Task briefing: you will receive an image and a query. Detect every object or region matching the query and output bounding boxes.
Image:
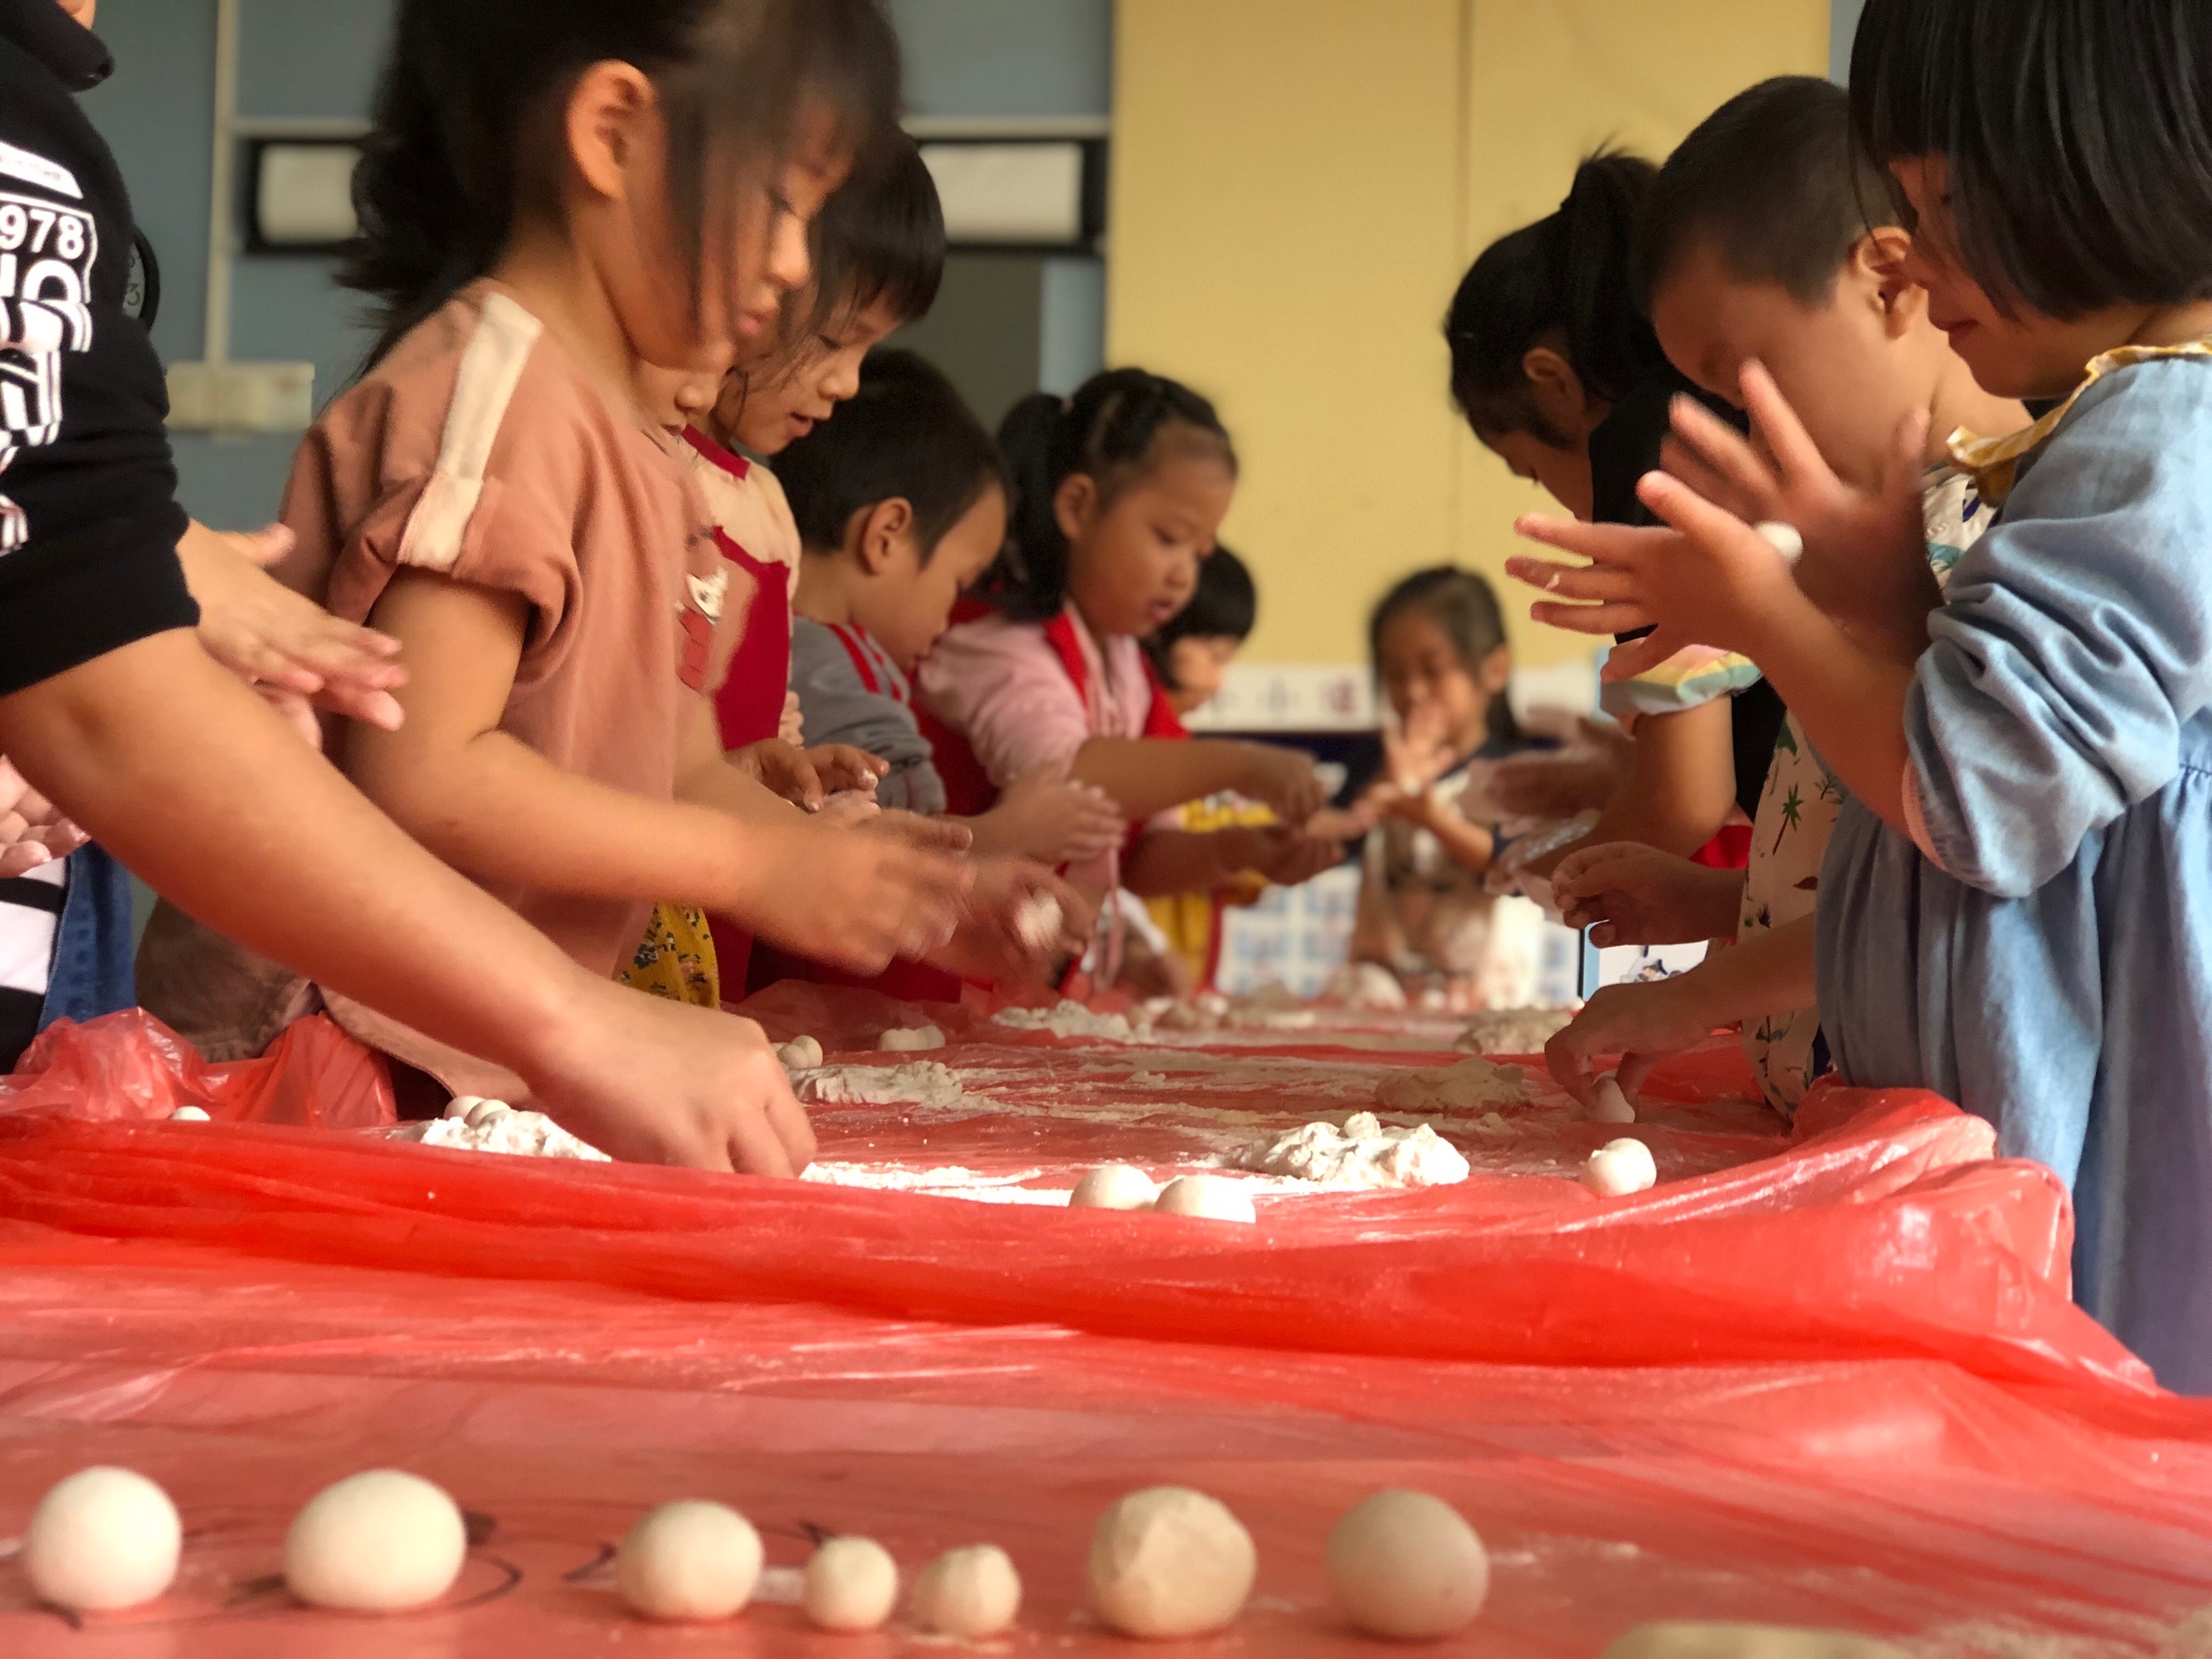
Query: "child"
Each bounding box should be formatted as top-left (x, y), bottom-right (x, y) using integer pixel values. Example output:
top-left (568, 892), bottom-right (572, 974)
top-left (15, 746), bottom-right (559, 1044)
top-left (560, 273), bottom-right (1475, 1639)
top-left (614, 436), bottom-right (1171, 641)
top-left (1340, 567), bottom-right (1548, 1006)
top-left (1540, 75), bottom-right (2023, 1112)
top-left (781, 349), bottom-right (1124, 866)
top-left (1515, 0), bottom-right (2212, 1390)
top-left (918, 368), bottom-right (1337, 978)
top-left (1144, 544), bottom-right (1255, 722)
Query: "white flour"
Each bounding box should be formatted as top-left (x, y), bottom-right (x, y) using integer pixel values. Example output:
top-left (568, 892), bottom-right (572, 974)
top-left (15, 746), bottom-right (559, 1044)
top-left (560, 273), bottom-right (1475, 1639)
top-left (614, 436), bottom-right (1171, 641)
top-left (1230, 1112), bottom-right (1470, 1190)
top-left (992, 1000), bottom-right (1138, 1043)
top-left (395, 1108), bottom-right (610, 1162)
top-left (801, 1162), bottom-right (1066, 1205)
top-left (797, 1063), bottom-right (966, 1108)
top-left (1457, 1007), bottom-right (1573, 1057)
top-left (1324, 962), bottom-right (1411, 1011)
top-left (1375, 1056), bottom-right (1530, 1113)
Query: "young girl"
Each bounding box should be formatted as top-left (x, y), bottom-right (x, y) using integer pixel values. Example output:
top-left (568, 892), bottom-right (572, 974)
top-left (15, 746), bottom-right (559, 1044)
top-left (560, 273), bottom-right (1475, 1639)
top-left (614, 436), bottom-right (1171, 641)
top-left (1514, 0), bottom-right (2212, 1391)
top-left (918, 369), bottom-right (1337, 977)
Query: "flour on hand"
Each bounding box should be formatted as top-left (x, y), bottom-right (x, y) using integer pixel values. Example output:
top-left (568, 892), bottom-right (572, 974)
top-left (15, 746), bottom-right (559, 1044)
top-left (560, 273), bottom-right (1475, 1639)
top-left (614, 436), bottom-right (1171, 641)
top-left (1230, 1112), bottom-right (1470, 1190)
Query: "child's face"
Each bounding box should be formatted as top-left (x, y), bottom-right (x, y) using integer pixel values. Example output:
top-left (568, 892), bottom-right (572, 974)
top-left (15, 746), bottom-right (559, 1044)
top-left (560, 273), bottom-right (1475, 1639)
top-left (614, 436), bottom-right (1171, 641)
top-left (712, 295), bottom-right (907, 456)
top-left (854, 483), bottom-right (1010, 669)
top-left (1472, 346), bottom-right (1609, 522)
top-left (1060, 451), bottom-right (1236, 638)
top-left (632, 362), bottom-right (724, 431)
top-left (1376, 611), bottom-right (1503, 746)
top-left (1165, 635), bottom-right (1241, 718)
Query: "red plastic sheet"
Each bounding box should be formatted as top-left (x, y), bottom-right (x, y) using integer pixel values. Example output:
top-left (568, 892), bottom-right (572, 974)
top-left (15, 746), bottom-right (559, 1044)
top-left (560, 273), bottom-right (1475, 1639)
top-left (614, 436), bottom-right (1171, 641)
top-left (3, 1005), bottom-right (2210, 1656)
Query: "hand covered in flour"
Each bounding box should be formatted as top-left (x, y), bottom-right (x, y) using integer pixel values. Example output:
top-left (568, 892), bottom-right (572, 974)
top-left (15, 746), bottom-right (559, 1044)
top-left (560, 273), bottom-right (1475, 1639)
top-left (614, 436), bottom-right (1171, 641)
top-left (1546, 974), bottom-right (1721, 1107)
top-left (932, 859), bottom-right (1093, 985)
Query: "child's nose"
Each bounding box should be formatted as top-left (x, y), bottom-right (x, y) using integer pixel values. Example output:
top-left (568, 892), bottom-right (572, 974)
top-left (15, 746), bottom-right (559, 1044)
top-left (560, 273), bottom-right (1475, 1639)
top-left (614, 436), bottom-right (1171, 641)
top-left (768, 214), bottom-right (812, 296)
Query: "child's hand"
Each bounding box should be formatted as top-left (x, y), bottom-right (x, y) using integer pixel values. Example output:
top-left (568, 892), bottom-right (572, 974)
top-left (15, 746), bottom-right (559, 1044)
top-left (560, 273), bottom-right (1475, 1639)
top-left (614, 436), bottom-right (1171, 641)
top-left (729, 739), bottom-right (884, 812)
top-left (738, 818), bottom-right (974, 972)
top-left (937, 860), bottom-right (1091, 983)
top-left (1301, 804), bottom-right (1377, 842)
top-left (178, 520), bottom-right (407, 732)
top-left (859, 810), bottom-right (974, 855)
top-left (1235, 742), bottom-right (1327, 825)
top-left (989, 766), bottom-right (1128, 864)
top-left (806, 744), bottom-right (888, 797)
top-left (1381, 699), bottom-right (1455, 791)
top-left (1546, 974), bottom-right (1721, 1106)
top-left (1242, 825), bottom-right (1346, 887)
top-left (816, 790), bottom-right (881, 827)
top-left (0, 756), bottom-right (88, 876)
top-left (1552, 841), bottom-right (1743, 946)
top-left (1474, 718), bottom-right (1631, 821)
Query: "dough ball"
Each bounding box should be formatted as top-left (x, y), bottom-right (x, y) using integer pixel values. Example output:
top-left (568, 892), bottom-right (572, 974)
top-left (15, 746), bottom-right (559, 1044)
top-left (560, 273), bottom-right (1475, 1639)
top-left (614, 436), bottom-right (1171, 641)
top-left (168, 1106), bottom-right (211, 1122)
top-left (23, 1467), bottom-right (181, 1613)
top-left (1591, 1073), bottom-right (1637, 1124)
top-left (616, 1500), bottom-right (763, 1622)
top-left (443, 1095), bottom-right (485, 1120)
top-left (879, 1024), bottom-right (946, 1052)
top-left (1582, 1137), bottom-right (1658, 1198)
top-left (1070, 1164), bottom-right (1158, 1210)
top-left (777, 1035), bottom-right (824, 1070)
top-left (1014, 893), bottom-right (1065, 951)
top-left (1154, 1174), bottom-right (1257, 1224)
top-left (802, 1535), bottom-right (899, 1632)
top-left (1325, 1489), bottom-right (1488, 1640)
top-left (285, 1469), bottom-right (465, 1612)
top-left (909, 1543), bottom-right (1021, 1637)
top-left (464, 1097), bottom-right (513, 1128)
top-left (1605, 1623), bottom-right (1908, 1659)
top-left (1753, 521), bottom-right (1805, 563)
top-left (1086, 1486), bottom-right (1256, 1639)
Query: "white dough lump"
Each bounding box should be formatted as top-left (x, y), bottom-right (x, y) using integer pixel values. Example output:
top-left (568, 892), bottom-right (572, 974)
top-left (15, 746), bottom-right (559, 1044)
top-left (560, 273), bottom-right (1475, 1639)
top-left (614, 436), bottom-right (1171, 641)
top-left (1070, 1163), bottom-right (1159, 1210)
top-left (1605, 1623), bottom-right (1909, 1659)
top-left (168, 1105), bottom-right (212, 1122)
top-left (1583, 1136), bottom-right (1658, 1197)
top-left (909, 1543), bottom-right (1021, 1637)
top-left (1591, 1073), bottom-right (1638, 1124)
top-left (1375, 1055), bottom-right (1528, 1113)
top-left (1013, 893), bottom-right (1065, 951)
top-left (802, 1535), bottom-right (899, 1632)
top-left (1231, 1112), bottom-right (1470, 1190)
top-left (878, 1023), bottom-right (946, 1051)
top-left (285, 1469), bottom-right (466, 1612)
top-left (777, 1034), bottom-right (825, 1070)
top-left (1154, 1173), bottom-right (1258, 1223)
top-left (616, 1500), bottom-right (763, 1622)
top-left (1326, 1489), bottom-right (1488, 1640)
top-left (23, 1467), bottom-right (181, 1613)
top-left (1087, 1486), bottom-right (1256, 1639)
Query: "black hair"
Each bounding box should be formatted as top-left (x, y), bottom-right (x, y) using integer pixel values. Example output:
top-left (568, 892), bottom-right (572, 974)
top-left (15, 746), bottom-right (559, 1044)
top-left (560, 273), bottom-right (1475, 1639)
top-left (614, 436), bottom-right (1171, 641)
top-left (1849, 0), bottom-right (2212, 319)
top-left (1368, 567), bottom-right (1521, 747)
top-left (343, 0), bottom-right (901, 371)
top-left (1144, 545), bottom-right (1255, 689)
top-left (986, 368), bottom-right (1237, 623)
top-left (777, 348), bottom-right (1006, 564)
top-left (800, 131), bottom-right (945, 336)
top-left (1445, 150), bottom-right (1668, 442)
top-left (1635, 76), bottom-right (1898, 312)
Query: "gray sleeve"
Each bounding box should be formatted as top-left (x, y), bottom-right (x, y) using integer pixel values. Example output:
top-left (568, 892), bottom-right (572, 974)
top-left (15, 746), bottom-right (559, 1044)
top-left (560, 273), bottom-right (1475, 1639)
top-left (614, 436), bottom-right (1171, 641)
top-left (790, 623), bottom-right (948, 815)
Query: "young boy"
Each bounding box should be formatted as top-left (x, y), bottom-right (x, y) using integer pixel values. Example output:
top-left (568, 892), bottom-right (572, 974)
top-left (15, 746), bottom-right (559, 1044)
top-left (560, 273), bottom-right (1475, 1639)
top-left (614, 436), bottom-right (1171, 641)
top-left (1144, 545), bottom-right (1255, 722)
top-left (1541, 75), bottom-right (2025, 1111)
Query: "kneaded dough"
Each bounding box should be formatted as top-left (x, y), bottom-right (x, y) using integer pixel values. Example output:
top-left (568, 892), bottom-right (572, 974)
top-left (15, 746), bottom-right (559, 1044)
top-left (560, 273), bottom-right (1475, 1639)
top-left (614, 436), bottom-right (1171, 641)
top-left (1325, 1489), bottom-right (1488, 1640)
top-left (802, 1535), bottom-right (899, 1632)
top-left (1753, 521), bottom-right (1805, 564)
top-left (878, 1024), bottom-right (946, 1052)
top-left (1583, 1137), bottom-right (1658, 1197)
top-left (1375, 1055), bottom-right (1528, 1113)
top-left (168, 1106), bottom-right (212, 1122)
top-left (616, 1500), bottom-right (763, 1622)
top-left (777, 1034), bottom-right (825, 1071)
top-left (1591, 1073), bottom-right (1638, 1124)
top-left (23, 1466), bottom-right (181, 1613)
top-left (1070, 1164), bottom-right (1158, 1210)
top-left (1154, 1174), bottom-right (1258, 1224)
top-left (1605, 1623), bottom-right (1909, 1659)
top-left (285, 1469), bottom-right (466, 1612)
top-left (909, 1543), bottom-right (1021, 1637)
top-left (1087, 1486), bottom-right (1256, 1639)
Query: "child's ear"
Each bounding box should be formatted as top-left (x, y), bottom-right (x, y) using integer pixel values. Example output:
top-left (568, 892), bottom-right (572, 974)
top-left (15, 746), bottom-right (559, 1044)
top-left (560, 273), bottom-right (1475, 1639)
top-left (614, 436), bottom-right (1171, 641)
top-left (565, 61), bottom-right (657, 202)
top-left (856, 499), bottom-right (915, 575)
top-left (1478, 644), bottom-right (1513, 695)
top-left (1859, 226), bottom-right (1927, 339)
top-left (1522, 347), bottom-right (1595, 431)
top-left (1054, 474), bottom-right (1098, 543)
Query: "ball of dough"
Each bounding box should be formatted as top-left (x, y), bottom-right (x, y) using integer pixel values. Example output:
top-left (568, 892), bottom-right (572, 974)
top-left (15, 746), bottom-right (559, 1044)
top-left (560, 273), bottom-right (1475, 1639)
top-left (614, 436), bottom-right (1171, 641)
top-left (1325, 1489), bottom-right (1488, 1640)
top-left (616, 1501), bottom-right (763, 1622)
top-left (1153, 1174), bottom-right (1257, 1224)
top-left (442, 1095), bottom-right (485, 1120)
top-left (1753, 521), bottom-right (1805, 563)
top-left (777, 1035), bottom-right (825, 1071)
top-left (909, 1544), bottom-right (1021, 1637)
top-left (1582, 1137), bottom-right (1658, 1197)
top-left (1087, 1486), bottom-right (1256, 1639)
top-left (1605, 1623), bottom-right (1909, 1659)
top-left (285, 1469), bottom-right (465, 1612)
top-left (879, 1024), bottom-right (945, 1052)
top-left (168, 1106), bottom-right (211, 1122)
top-left (23, 1467), bottom-right (181, 1613)
top-left (1590, 1073), bottom-right (1637, 1124)
top-left (802, 1535), bottom-right (899, 1632)
top-left (1013, 893), bottom-right (1065, 951)
top-left (1070, 1164), bottom-right (1158, 1210)
top-left (464, 1097), bottom-right (512, 1128)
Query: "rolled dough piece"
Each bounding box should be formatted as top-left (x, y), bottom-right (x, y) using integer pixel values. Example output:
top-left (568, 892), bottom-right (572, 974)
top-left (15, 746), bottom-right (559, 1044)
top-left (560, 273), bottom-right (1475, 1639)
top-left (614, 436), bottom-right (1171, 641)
top-left (777, 1035), bottom-right (825, 1071)
top-left (23, 1467), bottom-right (181, 1613)
top-left (1753, 521), bottom-right (1805, 563)
top-left (1325, 1489), bottom-right (1488, 1640)
top-left (616, 1500), bottom-right (763, 1622)
top-left (168, 1106), bottom-right (211, 1122)
top-left (464, 1097), bottom-right (512, 1128)
top-left (879, 1024), bottom-right (946, 1052)
top-left (443, 1095), bottom-right (485, 1120)
top-left (802, 1535), bottom-right (899, 1632)
top-left (1605, 1623), bottom-right (1909, 1659)
top-left (1070, 1164), bottom-right (1158, 1210)
top-left (1087, 1486), bottom-right (1256, 1639)
top-left (1591, 1073), bottom-right (1638, 1124)
top-left (1013, 893), bottom-right (1064, 951)
top-left (909, 1543), bottom-right (1021, 1637)
top-left (1583, 1137), bottom-right (1658, 1197)
top-left (285, 1469), bottom-right (466, 1612)
top-left (1154, 1174), bottom-right (1257, 1224)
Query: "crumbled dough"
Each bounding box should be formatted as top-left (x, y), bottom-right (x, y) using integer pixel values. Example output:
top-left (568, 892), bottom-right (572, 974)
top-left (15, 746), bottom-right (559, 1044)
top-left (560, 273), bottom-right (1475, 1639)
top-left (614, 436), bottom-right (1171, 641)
top-left (1375, 1056), bottom-right (1529, 1113)
top-left (1230, 1112), bottom-right (1470, 1190)
top-left (1456, 1006), bottom-right (1574, 1056)
top-left (992, 1000), bottom-right (1138, 1042)
top-left (399, 1102), bottom-right (610, 1161)
top-left (877, 1023), bottom-right (945, 1052)
top-left (797, 1062), bottom-right (965, 1107)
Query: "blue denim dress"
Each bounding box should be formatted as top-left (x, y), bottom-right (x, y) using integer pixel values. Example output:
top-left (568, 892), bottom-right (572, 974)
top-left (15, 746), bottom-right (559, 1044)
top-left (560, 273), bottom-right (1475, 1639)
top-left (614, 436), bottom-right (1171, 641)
top-left (40, 843), bottom-right (134, 1030)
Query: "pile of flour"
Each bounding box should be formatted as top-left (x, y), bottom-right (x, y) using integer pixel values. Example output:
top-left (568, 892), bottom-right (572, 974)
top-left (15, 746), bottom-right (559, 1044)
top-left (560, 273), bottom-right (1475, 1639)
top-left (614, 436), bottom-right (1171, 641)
top-left (394, 1106), bottom-right (610, 1162)
top-left (992, 1001), bottom-right (1138, 1043)
top-left (1456, 1007), bottom-right (1574, 1057)
top-left (1375, 1055), bottom-right (1529, 1113)
top-left (1230, 1112), bottom-right (1469, 1190)
top-left (796, 1062), bottom-right (966, 1108)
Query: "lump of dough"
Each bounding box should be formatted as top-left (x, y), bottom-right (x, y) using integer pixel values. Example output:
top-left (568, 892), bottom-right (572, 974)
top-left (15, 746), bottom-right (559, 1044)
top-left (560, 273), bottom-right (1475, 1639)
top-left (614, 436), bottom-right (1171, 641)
top-left (1070, 1164), bottom-right (1158, 1210)
top-left (1326, 1489), bottom-right (1488, 1640)
top-left (878, 1024), bottom-right (946, 1052)
top-left (802, 1535), bottom-right (899, 1632)
top-left (1013, 893), bottom-right (1065, 951)
top-left (1605, 1623), bottom-right (1909, 1659)
top-left (1753, 521), bottom-right (1805, 564)
top-left (1375, 1055), bottom-right (1528, 1113)
top-left (1582, 1137), bottom-right (1658, 1197)
top-left (909, 1543), bottom-right (1021, 1637)
top-left (168, 1106), bottom-right (211, 1122)
top-left (1154, 1174), bottom-right (1258, 1224)
top-left (23, 1467), bottom-right (181, 1613)
top-left (1087, 1486), bottom-right (1255, 1639)
top-left (616, 1500), bottom-right (763, 1622)
top-left (777, 1035), bottom-right (825, 1071)
top-left (285, 1469), bottom-right (465, 1612)
top-left (1591, 1073), bottom-right (1637, 1124)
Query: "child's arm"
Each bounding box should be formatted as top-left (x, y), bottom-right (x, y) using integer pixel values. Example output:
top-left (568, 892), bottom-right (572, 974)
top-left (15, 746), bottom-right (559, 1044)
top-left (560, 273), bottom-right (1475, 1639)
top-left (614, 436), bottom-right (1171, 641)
top-left (1552, 839), bottom-right (1745, 946)
top-left (1122, 824), bottom-right (1342, 898)
top-left (1072, 737), bottom-right (1325, 825)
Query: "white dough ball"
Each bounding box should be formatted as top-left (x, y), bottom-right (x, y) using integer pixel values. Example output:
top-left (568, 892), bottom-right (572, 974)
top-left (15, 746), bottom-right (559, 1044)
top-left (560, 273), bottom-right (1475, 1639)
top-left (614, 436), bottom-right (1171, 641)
top-left (1326, 1489), bottom-right (1488, 1640)
top-left (1070, 1164), bottom-right (1158, 1210)
top-left (23, 1467), bottom-right (181, 1612)
top-left (168, 1106), bottom-right (211, 1122)
top-left (802, 1535), bottom-right (899, 1632)
top-left (464, 1097), bottom-right (513, 1128)
top-left (1013, 893), bottom-right (1065, 952)
top-left (285, 1469), bottom-right (465, 1612)
top-left (1591, 1073), bottom-right (1638, 1124)
top-left (616, 1501), bottom-right (763, 1622)
top-left (879, 1024), bottom-right (945, 1052)
top-left (1153, 1174), bottom-right (1257, 1224)
top-left (1753, 521), bottom-right (1805, 563)
top-left (443, 1095), bottom-right (485, 1120)
top-left (1582, 1136), bottom-right (1658, 1198)
top-left (909, 1544), bottom-right (1021, 1637)
top-left (1088, 1486), bottom-right (1255, 1639)
top-left (1605, 1623), bottom-right (1910, 1659)
top-left (777, 1035), bottom-right (825, 1071)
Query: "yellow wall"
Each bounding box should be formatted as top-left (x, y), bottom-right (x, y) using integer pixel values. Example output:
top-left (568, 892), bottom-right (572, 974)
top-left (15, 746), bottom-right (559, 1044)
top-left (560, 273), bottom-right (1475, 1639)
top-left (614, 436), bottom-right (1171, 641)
top-left (1108, 0), bottom-right (1830, 671)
